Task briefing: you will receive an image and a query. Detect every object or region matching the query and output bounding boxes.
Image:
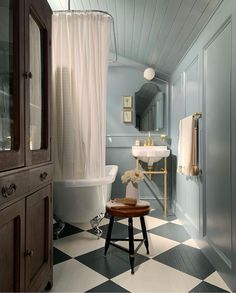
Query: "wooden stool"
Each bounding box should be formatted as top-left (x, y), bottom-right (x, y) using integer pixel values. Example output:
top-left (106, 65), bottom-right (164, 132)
top-left (104, 200), bottom-right (150, 274)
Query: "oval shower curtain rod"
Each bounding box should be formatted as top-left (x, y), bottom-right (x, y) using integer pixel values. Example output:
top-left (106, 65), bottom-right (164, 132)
top-left (54, 0), bottom-right (118, 63)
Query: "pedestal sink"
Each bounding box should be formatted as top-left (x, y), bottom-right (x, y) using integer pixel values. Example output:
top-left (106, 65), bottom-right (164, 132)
top-left (132, 145), bottom-right (170, 166)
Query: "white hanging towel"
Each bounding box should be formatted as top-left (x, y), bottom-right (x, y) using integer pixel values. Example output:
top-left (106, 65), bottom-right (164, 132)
top-left (177, 115), bottom-right (196, 176)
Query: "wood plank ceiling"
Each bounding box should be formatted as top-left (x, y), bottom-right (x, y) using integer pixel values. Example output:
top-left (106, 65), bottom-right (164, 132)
top-left (48, 0), bottom-right (223, 75)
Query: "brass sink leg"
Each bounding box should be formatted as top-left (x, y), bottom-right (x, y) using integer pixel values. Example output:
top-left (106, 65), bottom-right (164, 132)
top-left (136, 156), bottom-right (168, 216)
top-left (147, 165), bottom-right (153, 180)
top-left (164, 157), bottom-right (168, 217)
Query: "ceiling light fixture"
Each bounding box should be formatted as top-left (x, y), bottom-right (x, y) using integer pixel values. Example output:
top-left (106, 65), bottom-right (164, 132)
top-left (143, 67), bottom-right (155, 81)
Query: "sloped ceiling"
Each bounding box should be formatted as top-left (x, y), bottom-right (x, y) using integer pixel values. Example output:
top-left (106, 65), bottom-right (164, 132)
top-left (48, 0), bottom-right (222, 75)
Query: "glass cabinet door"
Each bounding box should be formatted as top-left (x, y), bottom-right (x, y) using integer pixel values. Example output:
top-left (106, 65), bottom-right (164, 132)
top-left (29, 14), bottom-right (43, 151)
top-left (0, 0), bottom-right (24, 171)
top-left (25, 0), bottom-right (51, 165)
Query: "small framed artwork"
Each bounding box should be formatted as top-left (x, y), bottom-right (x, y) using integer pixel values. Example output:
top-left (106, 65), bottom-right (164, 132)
top-left (123, 110), bottom-right (133, 123)
top-left (123, 96), bottom-right (133, 108)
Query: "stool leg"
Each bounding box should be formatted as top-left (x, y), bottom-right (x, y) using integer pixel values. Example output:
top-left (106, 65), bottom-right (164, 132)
top-left (128, 217), bottom-right (135, 274)
top-left (140, 216), bottom-right (149, 254)
top-left (104, 216), bottom-right (114, 256)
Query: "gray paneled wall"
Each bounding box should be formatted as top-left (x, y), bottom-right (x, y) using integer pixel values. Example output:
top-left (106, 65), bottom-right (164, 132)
top-left (185, 58), bottom-right (200, 116)
top-left (106, 57), bottom-right (169, 203)
top-left (171, 57), bottom-right (202, 234)
top-left (170, 1), bottom-right (236, 290)
top-left (171, 76), bottom-right (185, 155)
top-left (106, 60), bottom-right (144, 198)
top-left (204, 20), bottom-right (232, 266)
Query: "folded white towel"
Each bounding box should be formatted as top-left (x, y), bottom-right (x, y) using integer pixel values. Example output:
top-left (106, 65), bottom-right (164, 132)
top-left (177, 115), bottom-right (195, 176)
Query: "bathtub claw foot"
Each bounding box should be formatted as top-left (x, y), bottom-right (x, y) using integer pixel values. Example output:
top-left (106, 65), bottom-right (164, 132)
top-left (95, 227), bottom-right (103, 238)
top-left (53, 214), bottom-right (65, 239)
top-left (90, 213), bottom-right (105, 238)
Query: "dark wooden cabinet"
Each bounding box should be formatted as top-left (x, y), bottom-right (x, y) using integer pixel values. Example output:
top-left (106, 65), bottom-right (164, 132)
top-left (0, 0), bottom-right (52, 291)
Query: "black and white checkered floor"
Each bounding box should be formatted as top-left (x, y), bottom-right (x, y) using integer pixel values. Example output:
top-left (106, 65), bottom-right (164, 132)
top-left (52, 208), bottom-right (231, 292)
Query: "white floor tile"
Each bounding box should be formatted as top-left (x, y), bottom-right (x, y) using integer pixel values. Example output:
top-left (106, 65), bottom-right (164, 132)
top-left (116, 232), bottom-right (179, 258)
top-left (119, 215), bottom-right (167, 230)
top-left (204, 271), bottom-right (232, 292)
top-left (54, 231), bottom-right (105, 257)
top-left (182, 239), bottom-right (200, 249)
top-left (112, 259), bottom-right (201, 292)
top-left (51, 259), bottom-right (107, 292)
top-left (171, 219), bottom-right (182, 225)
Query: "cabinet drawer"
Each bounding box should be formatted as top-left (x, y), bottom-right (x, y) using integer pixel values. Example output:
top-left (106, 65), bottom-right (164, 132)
top-left (0, 171), bottom-right (29, 206)
top-left (29, 165), bottom-right (52, 190)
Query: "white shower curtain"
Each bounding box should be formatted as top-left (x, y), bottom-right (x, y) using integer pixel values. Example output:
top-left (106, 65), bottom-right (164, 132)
top-left (52, 12), bottom-right (111, 180)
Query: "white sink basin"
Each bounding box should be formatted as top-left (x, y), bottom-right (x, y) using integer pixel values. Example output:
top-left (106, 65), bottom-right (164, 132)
top-left (132, 146), bottom-right (170, 166)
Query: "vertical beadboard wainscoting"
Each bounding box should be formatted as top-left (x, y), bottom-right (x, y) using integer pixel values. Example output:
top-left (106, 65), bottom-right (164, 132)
top-left (170, 0), bottom-right (236, 291)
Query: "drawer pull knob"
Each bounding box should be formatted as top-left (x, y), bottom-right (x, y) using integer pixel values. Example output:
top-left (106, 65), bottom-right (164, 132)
top-left (40, 172), bottom-right (48, 181)
top-left (1, 183), bottom-right (17, 198)
top-left (25, 250), bottom-right (34, 257)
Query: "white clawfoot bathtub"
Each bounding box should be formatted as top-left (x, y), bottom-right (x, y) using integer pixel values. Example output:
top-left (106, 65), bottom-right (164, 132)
top-left (53, 165), bottom-right (118, 223)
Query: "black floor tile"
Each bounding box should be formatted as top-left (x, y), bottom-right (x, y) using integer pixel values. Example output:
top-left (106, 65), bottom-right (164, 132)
top-left (88, 221), bottom-right (141, 240)
top-left (75, 246), bottom-right (149, 279)
top-left (53, 247), bottom-right (72, 265)
top-left (149, 209), bottom-right (177, 221)
top-left (86, 280), bottom-right (130, 292)
top-left (148, 222), bottom-right (190, 242)
top-left (154, 244), bottom-right (215, 280)
top-left (53, 223), bottom-right (83, 240)
top-left (189, 281), bottom-right (230, 292)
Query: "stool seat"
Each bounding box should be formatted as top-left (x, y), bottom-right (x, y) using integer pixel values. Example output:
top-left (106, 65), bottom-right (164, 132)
top-left (105, 199), bottom-right (150, 274)
top-left (106, 200), bottom-right (150, 217)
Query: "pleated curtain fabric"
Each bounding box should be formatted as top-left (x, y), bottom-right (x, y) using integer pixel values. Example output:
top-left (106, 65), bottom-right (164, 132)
top-left (52, 12), bottom-right (111, 179)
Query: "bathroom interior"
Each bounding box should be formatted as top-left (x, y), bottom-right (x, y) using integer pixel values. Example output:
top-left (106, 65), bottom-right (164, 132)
top-left (0, 0), bottom-right (236, 292)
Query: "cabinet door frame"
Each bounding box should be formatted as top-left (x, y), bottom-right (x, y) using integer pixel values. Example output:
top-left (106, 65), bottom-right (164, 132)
top-left (0, 0), bottom-right (25, 172)
top-left (25, 185), bottom-right (52, 291)
top-left (0, 199), bottom-right (25, 292)
top-left (24, 0), bottom-right (52, 166)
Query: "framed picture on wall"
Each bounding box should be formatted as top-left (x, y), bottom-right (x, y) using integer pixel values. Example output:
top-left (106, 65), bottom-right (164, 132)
top-left (123, 96), bottom-right (133, 108)
top-left (123, 110), bottom-right (133, 123)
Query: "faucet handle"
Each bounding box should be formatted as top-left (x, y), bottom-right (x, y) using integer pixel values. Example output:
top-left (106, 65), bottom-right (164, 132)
top-left (135, 139), bottom-right (140, 146)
